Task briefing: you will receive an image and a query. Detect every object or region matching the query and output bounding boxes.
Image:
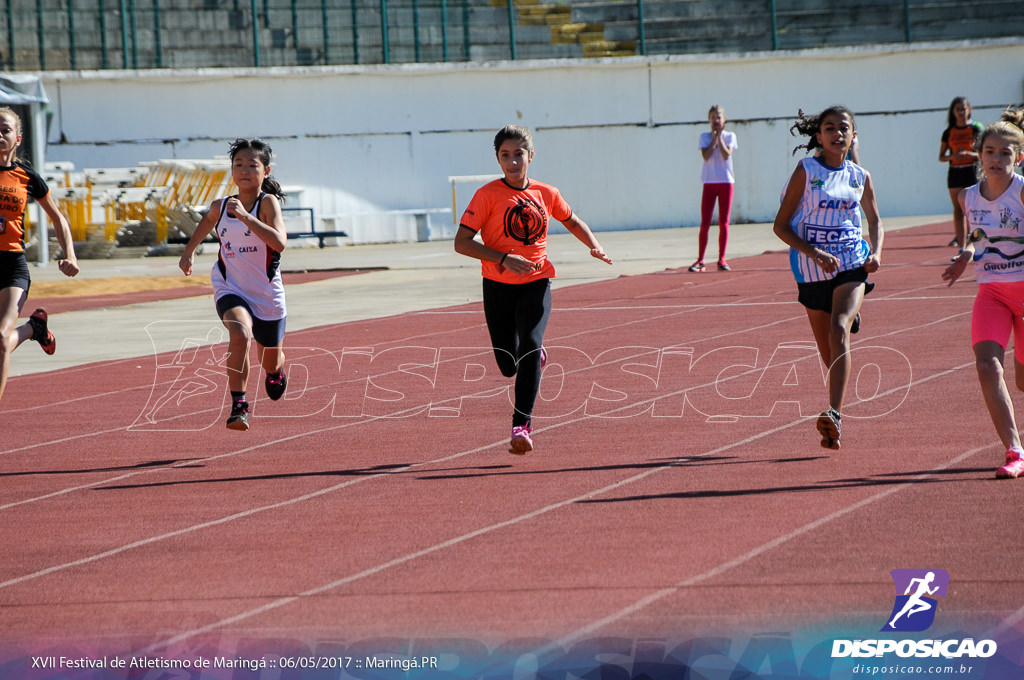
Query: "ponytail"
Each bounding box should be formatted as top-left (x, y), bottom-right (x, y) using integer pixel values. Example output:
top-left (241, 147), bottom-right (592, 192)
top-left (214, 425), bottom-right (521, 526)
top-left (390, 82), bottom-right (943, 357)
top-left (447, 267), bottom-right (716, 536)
top-left (977, 107), bottom-right (1024, 157)
top-left (1000, 106), bottom-right (1024, 133)
top-left (790, 105), bottom-right (856, 156)
top-left (261, 176), bottom-right (285, 203)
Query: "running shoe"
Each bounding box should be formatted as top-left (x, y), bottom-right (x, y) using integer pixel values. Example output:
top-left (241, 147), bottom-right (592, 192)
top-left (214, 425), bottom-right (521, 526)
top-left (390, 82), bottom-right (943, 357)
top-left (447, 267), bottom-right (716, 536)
top-left (996, 448), bottom-right (1024, 479)
top-left (28, 308), bottom-right (55, 355)
top-left (688, 261), bottom-right (706, 273)
top-left (265, 370), bottom-right (288, 401)
top-left (816, 408), bottom-right (841, 450)
top-left (508, 424), bottom-right (534, 455)
top-left (851, 313), bottom-right (861, 334)
top-left (540, 347), bottom-right (547, 369)
top-left (226, 400), bottom-right (250, 431)
top-left (717, 260), bottom-right (731, 271)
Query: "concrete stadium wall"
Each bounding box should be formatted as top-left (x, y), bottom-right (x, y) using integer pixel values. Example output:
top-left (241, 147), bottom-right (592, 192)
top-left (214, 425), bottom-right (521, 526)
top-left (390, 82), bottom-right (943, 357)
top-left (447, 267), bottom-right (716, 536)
top-left (39, 37), bottom-right (1024, 239)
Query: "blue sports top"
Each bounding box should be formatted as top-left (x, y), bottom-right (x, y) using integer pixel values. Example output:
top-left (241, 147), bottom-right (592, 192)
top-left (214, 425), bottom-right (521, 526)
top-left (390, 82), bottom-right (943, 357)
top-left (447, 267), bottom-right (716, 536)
top-left (786, 156), bottom-right (871, 283)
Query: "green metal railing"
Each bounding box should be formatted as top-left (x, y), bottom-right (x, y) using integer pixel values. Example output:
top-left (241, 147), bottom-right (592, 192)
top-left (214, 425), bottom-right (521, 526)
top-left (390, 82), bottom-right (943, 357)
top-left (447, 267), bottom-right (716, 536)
top-left (0, 0), bottom-right (1014, 72)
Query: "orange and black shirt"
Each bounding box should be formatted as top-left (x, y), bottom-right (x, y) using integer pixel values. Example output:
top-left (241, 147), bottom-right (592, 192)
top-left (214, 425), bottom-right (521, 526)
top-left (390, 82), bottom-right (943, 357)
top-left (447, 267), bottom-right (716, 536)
top-left (459, 178), bottom-right (571, 283)
top-left (0, 161), bottom-right (49, 252)
top-left (942, 122), bottom-right (984, 167)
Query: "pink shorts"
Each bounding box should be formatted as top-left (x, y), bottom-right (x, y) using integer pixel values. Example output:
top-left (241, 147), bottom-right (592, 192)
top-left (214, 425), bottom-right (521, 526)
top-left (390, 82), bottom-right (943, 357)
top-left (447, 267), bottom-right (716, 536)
top-left (972, 281), bottom-right (1024, 361)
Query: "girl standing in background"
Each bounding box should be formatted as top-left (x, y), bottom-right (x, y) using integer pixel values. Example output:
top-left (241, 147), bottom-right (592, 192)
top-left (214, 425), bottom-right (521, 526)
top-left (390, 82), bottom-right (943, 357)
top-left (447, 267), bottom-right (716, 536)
top-left (939, 96), bottom-right (984, 248)
top-left (690, 105), bottom-right (737, 272)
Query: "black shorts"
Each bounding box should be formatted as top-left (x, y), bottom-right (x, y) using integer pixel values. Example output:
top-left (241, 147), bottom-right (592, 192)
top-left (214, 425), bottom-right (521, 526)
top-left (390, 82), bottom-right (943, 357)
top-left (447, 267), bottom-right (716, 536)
top-left (797, 267), bottom-right (874, 313)
top-left (947, 165), bottom-right (978, 189)
top-left (0, 251), bottom-right (31, 295)
top-left (215, 294), bottom-right (286, 347)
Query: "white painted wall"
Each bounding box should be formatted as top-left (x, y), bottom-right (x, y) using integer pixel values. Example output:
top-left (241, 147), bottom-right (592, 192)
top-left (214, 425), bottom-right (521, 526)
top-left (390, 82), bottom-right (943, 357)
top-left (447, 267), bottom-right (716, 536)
top-left (40, 38), bottom-right (1024, 239)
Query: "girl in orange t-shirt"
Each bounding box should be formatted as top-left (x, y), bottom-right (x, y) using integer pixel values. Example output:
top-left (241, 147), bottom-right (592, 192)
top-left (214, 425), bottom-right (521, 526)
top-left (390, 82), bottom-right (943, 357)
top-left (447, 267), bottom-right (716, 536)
top-left (0, 107), bottom-right (79, 404)
top-left (454, 125), bottom-right (612, 454)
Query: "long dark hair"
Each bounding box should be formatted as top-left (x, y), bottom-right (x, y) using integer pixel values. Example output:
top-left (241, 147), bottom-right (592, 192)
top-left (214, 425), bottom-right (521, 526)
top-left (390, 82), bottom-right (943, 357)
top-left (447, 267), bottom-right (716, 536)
top-left (229, 137), bottom-right (285, 203)
top-left (790, 105), bottom-right (856, 156)
top-left (947, 96), bottom-right (970, 129)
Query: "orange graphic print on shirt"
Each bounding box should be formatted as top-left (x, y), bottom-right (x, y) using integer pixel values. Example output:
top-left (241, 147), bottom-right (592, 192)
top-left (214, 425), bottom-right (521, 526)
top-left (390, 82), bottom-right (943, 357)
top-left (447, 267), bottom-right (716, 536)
top-left (0, 162), bottom-right (49, 252)
top-left (460, 178), bottom-right (571, 283)
top-left (943, 123), bottom-right (984, 167)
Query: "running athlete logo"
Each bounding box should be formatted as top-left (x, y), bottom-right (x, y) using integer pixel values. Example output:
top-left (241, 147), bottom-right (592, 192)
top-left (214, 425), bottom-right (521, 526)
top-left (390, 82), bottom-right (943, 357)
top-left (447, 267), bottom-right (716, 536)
top-left (882, 569), bottom-right (949, 632)
top-left (504, 196), bottom-right (547, 246)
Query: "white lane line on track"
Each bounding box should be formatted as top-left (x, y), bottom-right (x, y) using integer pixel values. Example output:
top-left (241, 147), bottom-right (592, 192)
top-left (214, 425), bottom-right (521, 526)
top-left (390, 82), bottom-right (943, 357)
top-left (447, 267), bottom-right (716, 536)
top-left (132, 359), bottom-right (985, 655)
top-left (1, 312), bottom-right (961, 566)
top-left (0, 291), bottom-right (771, 456)
top-left (548, 444), bottom-right (993, 651)
top-left (0, 302), bottom-right (968, 513)
top-left (0, 293), bottom-right (787, 511)
top-left (422, 295), bottom-right (977, 313)
top-left (4, 265), bottom-right (993, 645)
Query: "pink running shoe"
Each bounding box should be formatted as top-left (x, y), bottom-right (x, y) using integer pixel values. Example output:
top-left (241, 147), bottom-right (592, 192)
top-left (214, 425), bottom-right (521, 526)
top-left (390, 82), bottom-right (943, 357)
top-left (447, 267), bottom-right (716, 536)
top-left (540, 347), bottom-right (547, 369)
top-left (508, 424), bottom-right (534, 455)
top-left (996, 448), bottom-right (1024, 479)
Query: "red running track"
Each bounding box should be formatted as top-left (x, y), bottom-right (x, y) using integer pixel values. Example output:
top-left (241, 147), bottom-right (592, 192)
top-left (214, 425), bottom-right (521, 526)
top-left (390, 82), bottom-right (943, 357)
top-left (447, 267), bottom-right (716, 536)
top-left (1, 222), bottom-right (1022, 670)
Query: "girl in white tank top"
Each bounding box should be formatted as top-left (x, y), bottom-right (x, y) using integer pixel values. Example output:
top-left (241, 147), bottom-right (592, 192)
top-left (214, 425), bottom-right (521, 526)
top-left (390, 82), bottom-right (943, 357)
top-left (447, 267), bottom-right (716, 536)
top-left (943, 112), bottom-right (1024, 478)
top-left (178, 138), bottom-right (289, 432)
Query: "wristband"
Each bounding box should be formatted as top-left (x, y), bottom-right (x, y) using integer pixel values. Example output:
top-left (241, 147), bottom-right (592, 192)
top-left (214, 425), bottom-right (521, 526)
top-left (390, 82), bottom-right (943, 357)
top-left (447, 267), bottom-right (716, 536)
top-left (499, 253), bottom-right (508, 265)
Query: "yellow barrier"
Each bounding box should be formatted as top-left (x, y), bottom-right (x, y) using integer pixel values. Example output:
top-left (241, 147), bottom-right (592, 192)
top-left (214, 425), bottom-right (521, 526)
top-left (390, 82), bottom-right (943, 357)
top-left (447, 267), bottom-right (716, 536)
top-left (38, 158), bottom-right (249, 246)
top-left (53, 187), bottom-right (92, 241)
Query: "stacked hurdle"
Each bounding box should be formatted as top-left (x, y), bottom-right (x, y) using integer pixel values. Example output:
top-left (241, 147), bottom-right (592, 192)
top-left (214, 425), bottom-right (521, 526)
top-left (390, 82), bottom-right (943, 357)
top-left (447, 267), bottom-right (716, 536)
top-left (34, 158), bottom-right (312, 256)
top-left (34, 159), bottom-right (236, 253)
top-left (137, 158), bottom-right (234, 243)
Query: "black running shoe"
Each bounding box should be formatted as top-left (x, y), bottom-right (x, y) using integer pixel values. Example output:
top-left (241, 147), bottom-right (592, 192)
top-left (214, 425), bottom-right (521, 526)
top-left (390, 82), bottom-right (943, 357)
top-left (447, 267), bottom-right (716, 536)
top-left (226, 400), bottom-right (250, 431)
top-left (851, 313), bottom-right (861, 334)
top-left (265, 370), bottom-right (287, 401)
top-left (28, 308), bottom-right (56, 355)
top-left (816, 408), bottom-right (841, 450)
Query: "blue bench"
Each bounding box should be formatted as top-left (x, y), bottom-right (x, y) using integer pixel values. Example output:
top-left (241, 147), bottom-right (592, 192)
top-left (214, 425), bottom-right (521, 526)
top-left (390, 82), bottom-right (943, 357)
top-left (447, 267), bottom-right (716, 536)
top-left (283, 207), bottom-right (348, 248)
top-left (167, 207), bottom-right (347, 248)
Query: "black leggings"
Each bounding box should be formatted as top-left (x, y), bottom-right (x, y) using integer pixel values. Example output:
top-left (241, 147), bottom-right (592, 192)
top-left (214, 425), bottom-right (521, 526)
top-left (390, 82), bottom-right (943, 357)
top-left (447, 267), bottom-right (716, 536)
top-left (482, 277), bottom-right (552, 427)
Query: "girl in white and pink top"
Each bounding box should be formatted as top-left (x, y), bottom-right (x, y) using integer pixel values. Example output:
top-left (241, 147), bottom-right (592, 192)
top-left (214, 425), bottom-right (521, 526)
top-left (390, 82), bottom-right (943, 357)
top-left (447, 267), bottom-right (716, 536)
top-left (690, 104), bottom-right (738, 272)
top-left (943, 110), bottom-right (1024, 479)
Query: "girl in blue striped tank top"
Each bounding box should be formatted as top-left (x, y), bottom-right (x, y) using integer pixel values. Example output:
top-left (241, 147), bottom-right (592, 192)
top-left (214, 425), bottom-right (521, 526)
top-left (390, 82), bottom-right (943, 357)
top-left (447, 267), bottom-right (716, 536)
top-left (773, 106), bottom-right (884, 451)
